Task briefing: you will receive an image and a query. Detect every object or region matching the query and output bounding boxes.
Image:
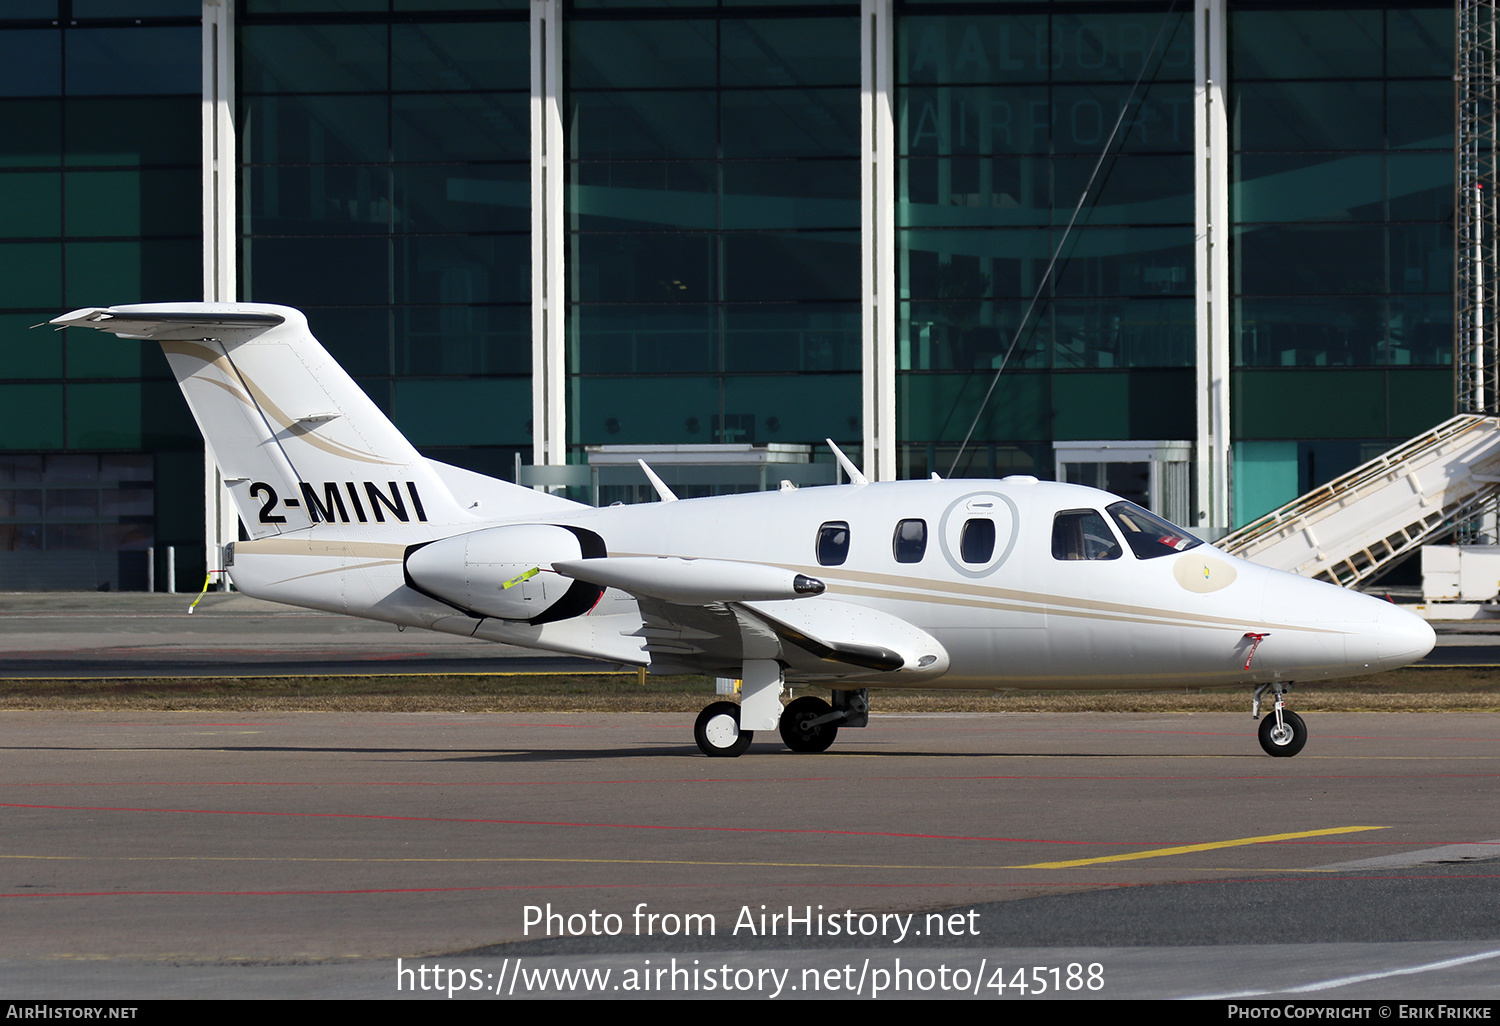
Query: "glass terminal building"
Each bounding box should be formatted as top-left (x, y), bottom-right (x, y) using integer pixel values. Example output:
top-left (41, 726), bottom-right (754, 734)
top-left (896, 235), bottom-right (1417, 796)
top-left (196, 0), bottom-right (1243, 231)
top-left (0, 1), bottom-right (1457, 589)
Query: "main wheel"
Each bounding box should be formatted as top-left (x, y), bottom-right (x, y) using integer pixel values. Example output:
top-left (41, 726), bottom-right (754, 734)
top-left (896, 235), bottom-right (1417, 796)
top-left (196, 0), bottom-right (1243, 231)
top-left (1258, 709), bottom-right (1307, 757)
top-left (694, 701), bottom-right (752, 757)
top-left (779, 696), bottom-right (838, 753)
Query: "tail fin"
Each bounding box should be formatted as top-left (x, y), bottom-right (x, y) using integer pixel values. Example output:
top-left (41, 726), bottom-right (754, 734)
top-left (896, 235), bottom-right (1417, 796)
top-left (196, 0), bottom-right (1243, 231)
top-left (51, 303), bottom-right (577, 537)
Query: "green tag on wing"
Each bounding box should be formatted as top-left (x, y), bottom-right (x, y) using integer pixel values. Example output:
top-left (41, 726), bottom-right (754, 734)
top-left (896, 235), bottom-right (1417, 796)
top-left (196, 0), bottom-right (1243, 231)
top-left (502, 567), bottom-right (541, 590)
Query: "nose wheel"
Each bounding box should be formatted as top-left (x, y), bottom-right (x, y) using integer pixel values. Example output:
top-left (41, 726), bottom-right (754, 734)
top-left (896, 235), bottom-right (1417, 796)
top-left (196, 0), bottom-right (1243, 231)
top-left (1258, 709), bottom-right (1307, 757)
top-left (1252, 681), bottom-right (1306, 757)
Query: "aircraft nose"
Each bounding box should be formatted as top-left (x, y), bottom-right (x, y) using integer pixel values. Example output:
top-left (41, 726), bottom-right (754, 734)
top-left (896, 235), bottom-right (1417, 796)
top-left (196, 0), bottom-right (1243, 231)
top-left (1374, 601), bottom-right (1436, 670)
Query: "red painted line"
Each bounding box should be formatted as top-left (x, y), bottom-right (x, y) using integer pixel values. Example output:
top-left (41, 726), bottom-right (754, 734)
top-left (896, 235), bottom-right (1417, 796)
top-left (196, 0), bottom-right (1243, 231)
top-left (0, 802), bottom-right (1402, 848)
top-left (0, 802), bottom-right (1094, 844)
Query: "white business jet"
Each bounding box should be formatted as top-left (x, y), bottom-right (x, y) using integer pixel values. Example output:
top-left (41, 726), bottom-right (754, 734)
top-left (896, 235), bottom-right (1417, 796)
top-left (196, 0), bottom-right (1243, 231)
top-left (51, 303), bottom-right (1436, 758)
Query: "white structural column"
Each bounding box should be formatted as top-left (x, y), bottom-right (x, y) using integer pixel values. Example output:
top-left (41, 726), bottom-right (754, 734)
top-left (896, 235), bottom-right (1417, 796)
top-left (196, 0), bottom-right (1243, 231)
top-left (1193, 0), bottom-right (1231, 532)
top-left (202, 0), bottom-right (237, 578)
top-left (531, 0), bottom-right (566, 472)
top-left (860, 0), bottom-right (896, 482)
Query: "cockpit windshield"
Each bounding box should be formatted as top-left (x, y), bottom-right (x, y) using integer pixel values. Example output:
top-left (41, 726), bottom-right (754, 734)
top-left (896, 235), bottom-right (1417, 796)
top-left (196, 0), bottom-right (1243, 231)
top-left (1105, 501), bottom-right (1202, 560)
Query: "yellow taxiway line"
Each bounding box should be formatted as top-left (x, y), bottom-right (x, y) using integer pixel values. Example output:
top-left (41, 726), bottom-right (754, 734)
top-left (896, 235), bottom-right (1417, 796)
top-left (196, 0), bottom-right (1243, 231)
top-left (1013, 825), bottom-right (1387, 869)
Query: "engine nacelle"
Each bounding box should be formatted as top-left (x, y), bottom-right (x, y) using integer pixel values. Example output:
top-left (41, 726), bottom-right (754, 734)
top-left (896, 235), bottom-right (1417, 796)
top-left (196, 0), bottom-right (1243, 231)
top-left (404, 523), bottom-right (605, 624)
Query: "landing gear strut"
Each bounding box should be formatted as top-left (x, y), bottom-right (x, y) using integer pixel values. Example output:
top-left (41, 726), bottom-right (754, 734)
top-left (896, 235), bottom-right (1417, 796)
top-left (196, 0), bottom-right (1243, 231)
top-left (1253, 681), bottom-right (1306, 757)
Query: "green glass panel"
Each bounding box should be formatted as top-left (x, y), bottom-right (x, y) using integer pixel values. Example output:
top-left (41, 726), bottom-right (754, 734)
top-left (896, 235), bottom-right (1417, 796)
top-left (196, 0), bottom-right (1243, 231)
top-left (1389, 81), bottom-right (1452, 150)
top-left (900, 15), bottom-right (1049, 85)
top-left (395, 0), bottom-right (529, 9)
top-left (245, 0), bottom-right (384, 10)
top-left (723, 303), bottom-right (859, 373)
top-left (138, 239), bottom-right (200, 303)
top-left (250, 165), bottom-right (392, 235)
top-left (0, 100), bottom-right (60, 167)
top-left (66, 169), bottom-right (199, 238)
top-left (721, 373), bottom-right (860, 444)
top-left (65, 241), bottom-right (139, 305)
top-left (568, 92), bottom-right (717, 161)
top-left (573, 376), bottom-right (720, 446)
top-left (1055, 227), bottom-right (1194, 297)
top-left (569, 161), bottom-right (717, 232)
top-left (1233, 154), bottom-right (1385, 223)
top-left (1233, 81), bottom-right (1384, 152)
top-left (398, 165), bottom-right (528, 234)
top-left (571, 233), bottom-right (713, 304)
top-left (0, 315), bottom-right (62, 378)
top-left (1052, 370), bottom-right (1193, 441)
top-left (901, 227), bottom-right (1049, 300)
top-left (1391, 222), bottom-right (1452, 295)
top-left (248, 237), bottom-right (389, 307)
top-left (1, 3), bottom-right (57, 17)
top-left (570, 21), bottom-right (718, 89)
top-left (66, 328), bottom-right (147, 379)
top-left (66, 97), bottom-right (198, 166)
top-left (66, 28), bottom-right (198, 96)
top-left (902, 84), bottom-right (1050, 155)
top-left (1231, 10), bottom-right (1382, 80)
top-left (1389, 152), bottom-right (1453, 222)
top-left (1235, 297), bottom-right (1386, 368)
top-left (0, 29), bottom-right (60, 97)
top-left (397, 305), bottom-right (529, 377)
top-left (1387, 369), bottom-right (1453, 437)
top-left (722, 160), bottom-right (859, 230)
top-left (0, 242), bottom-right (61, 307)
top-left (0, 384), bottom-right (63, 449)
top-left (1389, 295), bottom-right (1451, 366)
top-left (901, 300), bottom-right (1050, 372)
top-left (723, 231), bottom-right (860, 302)
top-left (394, 378), bottom-right (532, 447)
top-left (0, 173), bottom-right (60, 236)
top-left (1055, 155), bottom-right (1191, 225)
top-left (1050, 83), bottom-right (1193, 154)
top-left (395, 235), bottom-right (530, 306)
top-left (392, 22), bottom-right (529, 92)
top-left (1051, 298), bottom-right (1193, 369)
top-left (243, 95), bottom-right (389, 164)
top-left (897, 370), bottom-right (1048, 443)
top-left (142, 381), bottom-right (198, 448)
top-left (572, 305), bottom-right (716, 375)
top-left (1234, 224), bottom-right (1385, 295)
top-left (1232, 369), bottom-right (1386, 439)
top-left (721, 18), bottom-right (859, 87)
top-left (67, 383), bottom-right (140, 449)
top-left (1387, 9), bottom-right (1453, 78)
top-left (1049, 11), bottom-right (1193, 83)
top-left (393, 94), bottom-right (528, 162)
top-left (73, 1), bottom-right (199, 14)
top-left (241, 25), bottom-right (387, 94)
top-left (307, 307), bottom-right (392, 377)
top-left (722, 89), bottom-right (858, 158)
top-left (1233, 441), bottom-right (1299, 528)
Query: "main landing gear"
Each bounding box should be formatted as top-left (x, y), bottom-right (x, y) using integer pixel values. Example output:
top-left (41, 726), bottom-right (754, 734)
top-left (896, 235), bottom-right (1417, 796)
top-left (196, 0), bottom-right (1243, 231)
top-left (1253, 680), bottom-right (1307, 757)
top-left (692, 686), bottom-right (869, 757)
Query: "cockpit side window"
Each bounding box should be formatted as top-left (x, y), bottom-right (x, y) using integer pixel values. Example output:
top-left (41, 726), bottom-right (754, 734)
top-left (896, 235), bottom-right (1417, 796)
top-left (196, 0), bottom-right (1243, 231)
top-left (817, 521), bottom-right (850, 566)
top-left (1106, 501), bottom-right (1202, 559)
top-left (959, 518), bottom-right (995, 564)
top-left (893, 519), bottom-right (926, 563)
top-left (1051, 509), bottom-right (1123, 561)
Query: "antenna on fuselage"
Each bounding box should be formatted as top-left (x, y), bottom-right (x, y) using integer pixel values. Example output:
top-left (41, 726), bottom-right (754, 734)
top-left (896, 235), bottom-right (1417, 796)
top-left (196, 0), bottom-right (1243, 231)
top-left (825, 438), bottom-right (868, 486)
top-left (638, 459), bottom-right (679, 502)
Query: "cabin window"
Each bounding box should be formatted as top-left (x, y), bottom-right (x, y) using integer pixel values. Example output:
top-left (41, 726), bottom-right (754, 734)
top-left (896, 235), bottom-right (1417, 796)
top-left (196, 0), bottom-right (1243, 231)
top-left (959, 518), bottom-right (995, 564)
top-left (1106, 501), bottom-right (1202, 560)
top-left (1051, 509), bottom-right (1123, 561)
top-left (817, 521), bottom-right (850, 566)
top-left (893, 519), bottom-right (927, 563)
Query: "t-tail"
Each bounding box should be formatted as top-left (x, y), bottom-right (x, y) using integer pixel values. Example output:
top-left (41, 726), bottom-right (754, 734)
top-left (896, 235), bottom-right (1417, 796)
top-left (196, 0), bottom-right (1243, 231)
top-left (50, 303), bottom-right (576, 540)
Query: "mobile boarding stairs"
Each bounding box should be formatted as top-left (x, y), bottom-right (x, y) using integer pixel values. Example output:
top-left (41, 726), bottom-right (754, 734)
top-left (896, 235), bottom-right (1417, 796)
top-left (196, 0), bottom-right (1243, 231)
top-left (1218, 414), bottom-right (1500, 590)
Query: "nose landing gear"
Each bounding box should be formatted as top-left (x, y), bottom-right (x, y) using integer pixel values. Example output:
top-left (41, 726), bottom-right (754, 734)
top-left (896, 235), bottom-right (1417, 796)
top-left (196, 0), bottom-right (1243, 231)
top-left (1253, 681), bottom-right (1306, 757)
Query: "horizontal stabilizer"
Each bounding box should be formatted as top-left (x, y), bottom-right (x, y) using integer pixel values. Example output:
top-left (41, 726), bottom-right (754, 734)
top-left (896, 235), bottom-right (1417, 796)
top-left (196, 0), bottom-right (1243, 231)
top-left (51, 306), bottom-right (285, 341)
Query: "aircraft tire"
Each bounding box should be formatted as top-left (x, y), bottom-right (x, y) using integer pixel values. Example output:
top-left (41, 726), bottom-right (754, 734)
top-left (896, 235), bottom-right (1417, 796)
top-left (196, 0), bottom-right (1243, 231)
top-left (1258, 709), bottom-right (1307, 757)
top-left (695, 701), bottom-right (752, 757)
top-left (779, 696), bottom-right (839, 753)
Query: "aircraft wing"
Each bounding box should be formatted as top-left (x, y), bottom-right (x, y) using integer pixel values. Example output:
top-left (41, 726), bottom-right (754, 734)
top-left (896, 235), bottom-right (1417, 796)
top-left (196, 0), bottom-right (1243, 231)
top-left (550, 557), bottom-right (949, 683)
